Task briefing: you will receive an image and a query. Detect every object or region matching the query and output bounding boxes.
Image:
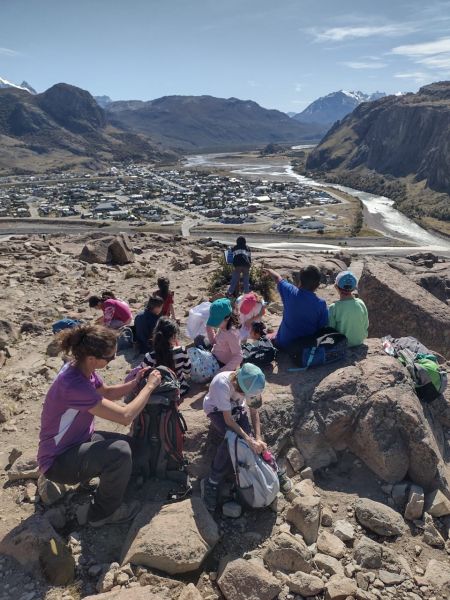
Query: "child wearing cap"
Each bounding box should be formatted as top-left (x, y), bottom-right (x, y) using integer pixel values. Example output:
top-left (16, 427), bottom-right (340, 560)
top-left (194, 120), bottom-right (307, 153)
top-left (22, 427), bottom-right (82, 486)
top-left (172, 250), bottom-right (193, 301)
top-left (235, 292), bottom-right (266, 341)
top-left (328, 271), bottom-right (369, 347)
top-left (201, 363), bottom-right (291, 511)
top-left (205, 298), bottom-right (243, 373)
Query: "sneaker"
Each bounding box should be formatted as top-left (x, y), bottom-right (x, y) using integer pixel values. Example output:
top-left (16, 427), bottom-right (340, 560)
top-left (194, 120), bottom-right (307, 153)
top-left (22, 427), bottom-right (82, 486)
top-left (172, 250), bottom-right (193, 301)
top-left (278, 470), bottom-right (293, 494)
top-left (200, 478), bottom-right (218, 512)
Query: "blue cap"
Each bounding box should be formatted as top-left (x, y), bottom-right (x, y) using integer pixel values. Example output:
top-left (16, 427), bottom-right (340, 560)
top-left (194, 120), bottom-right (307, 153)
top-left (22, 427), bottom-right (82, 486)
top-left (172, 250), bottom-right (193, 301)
top-left (237, 363), bottom-right (266, 398)
top-left (335, 270), bottom-right (358, 291)
top-left (206, 298), bottom-right (232, 327)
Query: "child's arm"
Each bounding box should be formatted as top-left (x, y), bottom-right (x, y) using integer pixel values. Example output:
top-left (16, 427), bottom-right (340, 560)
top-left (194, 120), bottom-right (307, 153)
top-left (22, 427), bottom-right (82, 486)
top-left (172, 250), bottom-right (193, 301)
top-left (249, 406), bottom-right (266, 449)
top-left (263, 268), bottom-right (282, 283)
top-left (206, 326), bottom-right (216, 345)
top-left (223, 410), bottom-right (265, 453)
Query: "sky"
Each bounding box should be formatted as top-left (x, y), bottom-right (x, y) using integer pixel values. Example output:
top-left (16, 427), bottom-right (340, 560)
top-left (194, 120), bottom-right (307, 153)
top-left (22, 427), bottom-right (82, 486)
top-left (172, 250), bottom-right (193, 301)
top-left (1, 0), bottom-right (450, 112)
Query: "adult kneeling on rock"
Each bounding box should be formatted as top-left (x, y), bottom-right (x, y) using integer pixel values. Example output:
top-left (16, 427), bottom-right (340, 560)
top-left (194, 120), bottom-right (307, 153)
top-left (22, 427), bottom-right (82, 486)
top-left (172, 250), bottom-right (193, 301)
top-left (37, 324), bottom-right (161, 527)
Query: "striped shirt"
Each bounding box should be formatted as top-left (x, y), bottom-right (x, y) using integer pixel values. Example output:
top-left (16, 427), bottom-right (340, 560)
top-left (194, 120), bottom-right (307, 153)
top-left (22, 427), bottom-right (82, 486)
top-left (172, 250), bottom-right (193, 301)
top-left (143, 346), bottom-right (191, 397)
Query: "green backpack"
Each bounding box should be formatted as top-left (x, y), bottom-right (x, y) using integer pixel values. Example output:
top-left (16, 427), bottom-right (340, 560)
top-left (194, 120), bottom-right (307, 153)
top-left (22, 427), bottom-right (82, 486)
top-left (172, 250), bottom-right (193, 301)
top-left (397, 349), bottom-right (448, 403)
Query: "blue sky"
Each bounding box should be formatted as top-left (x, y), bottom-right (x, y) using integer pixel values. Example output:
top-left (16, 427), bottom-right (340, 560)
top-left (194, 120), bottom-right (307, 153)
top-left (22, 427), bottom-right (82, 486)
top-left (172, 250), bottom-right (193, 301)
top-left (1, 0), bottom-right (450, 112)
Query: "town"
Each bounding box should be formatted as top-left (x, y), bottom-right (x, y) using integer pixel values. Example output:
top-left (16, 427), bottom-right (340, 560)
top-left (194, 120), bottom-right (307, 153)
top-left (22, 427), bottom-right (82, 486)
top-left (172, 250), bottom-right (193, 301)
top-left (0, 163), bottom-right (341, 234)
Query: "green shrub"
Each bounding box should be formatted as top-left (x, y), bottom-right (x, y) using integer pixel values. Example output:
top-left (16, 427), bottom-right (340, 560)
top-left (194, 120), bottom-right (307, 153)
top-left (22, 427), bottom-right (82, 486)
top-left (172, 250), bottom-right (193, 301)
top-left (208, 257), bottom-right (275, 301)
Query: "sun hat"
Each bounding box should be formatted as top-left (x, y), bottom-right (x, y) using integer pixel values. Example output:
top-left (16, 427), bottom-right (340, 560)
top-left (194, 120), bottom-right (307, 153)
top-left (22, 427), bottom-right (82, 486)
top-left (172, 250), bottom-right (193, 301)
top-left (206, 298), bottom-right (232, 327)
top-left (335, 270), bottom-right (358, 291)
top-left (237, 363), bottom-right (266, 398)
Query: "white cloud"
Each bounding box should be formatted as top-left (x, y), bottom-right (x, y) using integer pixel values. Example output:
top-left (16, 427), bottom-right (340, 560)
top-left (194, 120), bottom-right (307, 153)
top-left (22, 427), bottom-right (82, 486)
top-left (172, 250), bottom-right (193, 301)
top-left (340, 61), bottom-right (387, 69)
top-left (391, 37), bottom-right (450, 56)
top-left (394, 71), bottom-right (432, 83)
top-left (311, 24), bottom-right (416, 42)
top-left (0, 47), bottom-right (19, 57)
top-left (295, 83), bottom-right (302, 92)
top-left (418, 54), bottom-right (450, 69)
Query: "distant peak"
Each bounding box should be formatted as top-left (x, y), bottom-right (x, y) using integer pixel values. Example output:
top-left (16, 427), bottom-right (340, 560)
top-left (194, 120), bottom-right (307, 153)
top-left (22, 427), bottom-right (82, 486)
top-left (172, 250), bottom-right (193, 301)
top-left (0, 76), bottom-right (34, 93)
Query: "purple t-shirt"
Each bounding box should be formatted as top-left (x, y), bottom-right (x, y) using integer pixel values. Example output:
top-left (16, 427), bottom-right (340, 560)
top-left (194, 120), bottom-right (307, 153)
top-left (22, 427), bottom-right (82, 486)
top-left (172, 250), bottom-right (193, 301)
top-left (37, 363), bottom-right (104, 473)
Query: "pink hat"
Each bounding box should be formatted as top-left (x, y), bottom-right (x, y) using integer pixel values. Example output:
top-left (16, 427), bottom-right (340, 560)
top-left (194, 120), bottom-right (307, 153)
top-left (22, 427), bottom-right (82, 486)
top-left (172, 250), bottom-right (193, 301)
top-left (239, 292), bottom-right (259, 315)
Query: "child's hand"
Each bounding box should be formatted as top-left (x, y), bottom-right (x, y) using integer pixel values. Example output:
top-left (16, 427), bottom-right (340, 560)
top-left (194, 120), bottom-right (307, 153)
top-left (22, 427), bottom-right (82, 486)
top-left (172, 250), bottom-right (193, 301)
top-left (249, 438), bottom-right (267, 454)
top-left (135, 367), bottom-right (151, 382)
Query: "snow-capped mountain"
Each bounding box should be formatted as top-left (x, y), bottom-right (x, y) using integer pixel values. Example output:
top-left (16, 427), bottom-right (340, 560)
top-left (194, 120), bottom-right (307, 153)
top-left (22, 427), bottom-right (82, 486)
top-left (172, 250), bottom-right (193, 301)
top-left (0, 77), bottom-right (36, 94)
top-left (292, 90), bottom-right (386, 125)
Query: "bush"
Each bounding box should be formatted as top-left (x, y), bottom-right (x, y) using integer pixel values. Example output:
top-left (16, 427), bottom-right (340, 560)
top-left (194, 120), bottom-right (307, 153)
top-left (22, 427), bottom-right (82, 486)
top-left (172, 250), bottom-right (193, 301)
top-left (208, 257), bottom-right (275, 301)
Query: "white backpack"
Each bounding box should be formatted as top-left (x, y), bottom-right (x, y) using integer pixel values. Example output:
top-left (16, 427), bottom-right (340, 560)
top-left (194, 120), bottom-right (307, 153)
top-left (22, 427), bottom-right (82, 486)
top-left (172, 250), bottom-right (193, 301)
top-left (226, 430), bottom-right (280, 508)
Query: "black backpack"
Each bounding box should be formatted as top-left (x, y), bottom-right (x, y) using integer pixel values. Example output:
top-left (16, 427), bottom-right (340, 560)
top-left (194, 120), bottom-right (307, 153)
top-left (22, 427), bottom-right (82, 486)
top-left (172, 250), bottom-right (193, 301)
top-left (287, 327), bottom-right (348, 370)
top-left (128, 366), bottom-right (189, 488)
top-left (242, 338), bottom-right (277, 368)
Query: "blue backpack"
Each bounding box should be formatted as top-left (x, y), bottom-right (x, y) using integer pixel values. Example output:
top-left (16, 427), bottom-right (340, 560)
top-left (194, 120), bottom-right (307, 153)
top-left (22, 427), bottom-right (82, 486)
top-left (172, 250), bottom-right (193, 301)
top-left (52, 319), bottom-right (83, 334)
top-left (287, 327), bottom-right (348, 371)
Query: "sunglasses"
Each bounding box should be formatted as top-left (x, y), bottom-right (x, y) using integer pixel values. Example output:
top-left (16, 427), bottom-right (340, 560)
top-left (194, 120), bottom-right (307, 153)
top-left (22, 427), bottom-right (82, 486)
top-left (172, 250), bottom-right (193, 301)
top-left (100, 352), bottom-right (116, 363)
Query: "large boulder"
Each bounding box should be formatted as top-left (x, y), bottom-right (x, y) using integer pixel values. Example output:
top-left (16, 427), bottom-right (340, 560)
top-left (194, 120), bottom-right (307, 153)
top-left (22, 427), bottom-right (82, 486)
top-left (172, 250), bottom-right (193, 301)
top-left (263, 532), bottom-right (312, 573)
top-left (218, 558), bottom-right (281, 600)
top-left (355, 498), bottom-right (407, 536)
top-left (79, 234), bottom-right (134, 265)
top-left (84, 588), bottom-right (180, 600)
top-left (120, 498), bottom-right (219, 575)
top-left (294, 347), bottom-right (448, 489)
top-left (285, 496), bottom-right (321, 545)
top-left (358, 258), bottom-right (450, 357)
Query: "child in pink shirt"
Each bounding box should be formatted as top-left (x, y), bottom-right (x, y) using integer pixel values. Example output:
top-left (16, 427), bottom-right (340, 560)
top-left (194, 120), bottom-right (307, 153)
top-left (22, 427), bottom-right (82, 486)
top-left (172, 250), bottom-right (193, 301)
top-left (206, 298), bottom-right (243, 373)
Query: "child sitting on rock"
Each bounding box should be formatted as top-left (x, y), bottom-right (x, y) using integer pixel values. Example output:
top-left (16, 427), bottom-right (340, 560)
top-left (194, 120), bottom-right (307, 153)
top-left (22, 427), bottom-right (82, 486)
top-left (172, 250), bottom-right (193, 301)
top-left (328, 270), bottom-right (369, 347)
top-left (235, 292), bottom-right (266, 341)
top-left (201, 363), bottom-right (291, 512)
top-left (142, 317), bottom-right (191, 398)
top-left (205, 298), bottom-right (243, 373)
top-left (154, 277), bottom-right (178, 322)
top-left (88, 291), bottom-right (132, 330)
top-left (134, 296), bottom-right (164, 354)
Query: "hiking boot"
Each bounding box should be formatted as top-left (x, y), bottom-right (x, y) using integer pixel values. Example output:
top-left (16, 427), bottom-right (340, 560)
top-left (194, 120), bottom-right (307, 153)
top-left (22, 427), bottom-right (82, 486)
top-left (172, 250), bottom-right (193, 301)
top-left (278, 469), bottom-right (293, 494)
top-left (201, 478), bottom-right (218, 512)
top-left (77, 500), bottom-right (140, 528)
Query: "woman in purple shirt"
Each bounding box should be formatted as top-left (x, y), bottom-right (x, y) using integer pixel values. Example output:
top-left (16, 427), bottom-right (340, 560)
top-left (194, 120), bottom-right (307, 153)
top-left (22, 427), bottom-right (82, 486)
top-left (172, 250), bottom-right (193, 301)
top-left (38, 324), bottom-right (161, 527)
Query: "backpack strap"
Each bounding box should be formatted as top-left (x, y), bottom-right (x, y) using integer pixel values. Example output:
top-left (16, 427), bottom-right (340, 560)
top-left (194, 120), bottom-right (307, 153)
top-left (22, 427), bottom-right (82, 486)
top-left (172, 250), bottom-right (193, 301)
top-left (288, 346), bottom-right (318, 372)
top-left (234, 434), bottom-right (242, 488)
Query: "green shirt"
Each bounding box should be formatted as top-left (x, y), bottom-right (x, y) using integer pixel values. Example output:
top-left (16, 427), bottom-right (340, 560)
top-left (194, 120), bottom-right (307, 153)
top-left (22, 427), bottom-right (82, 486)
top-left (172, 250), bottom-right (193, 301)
top-left (328, 298), bottom-right (369, 347)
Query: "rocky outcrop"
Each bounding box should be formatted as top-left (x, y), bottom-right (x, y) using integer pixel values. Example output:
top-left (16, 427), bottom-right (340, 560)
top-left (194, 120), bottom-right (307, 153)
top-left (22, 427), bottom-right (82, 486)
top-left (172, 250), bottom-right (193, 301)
top-left (358, 258), bottom-right (450, 357)
top-left (293, 348), bottom-right (448, 488)
top-left (218, 558), bottom-right (281, 600)
top-left (120, 498), bottom-right (219, 575)
top-left (79, 234), bottom-right (135, 265)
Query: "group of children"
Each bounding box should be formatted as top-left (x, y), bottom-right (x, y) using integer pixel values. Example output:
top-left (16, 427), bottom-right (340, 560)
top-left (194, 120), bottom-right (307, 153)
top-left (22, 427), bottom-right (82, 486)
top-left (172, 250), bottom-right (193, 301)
top-left (37, 242), bottom-right (369, 526)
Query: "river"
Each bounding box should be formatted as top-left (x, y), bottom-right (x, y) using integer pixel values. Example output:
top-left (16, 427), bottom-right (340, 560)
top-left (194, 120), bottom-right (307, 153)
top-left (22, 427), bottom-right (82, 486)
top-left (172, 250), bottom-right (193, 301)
top-left (185, 153), bottom-right (450, 255)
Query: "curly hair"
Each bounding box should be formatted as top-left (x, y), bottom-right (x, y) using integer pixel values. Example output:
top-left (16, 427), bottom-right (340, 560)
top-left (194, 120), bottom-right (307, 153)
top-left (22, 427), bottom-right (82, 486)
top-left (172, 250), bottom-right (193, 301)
top-left (56, 324), bottom-right (118, 362)
top-left (152, 317), bottom-right (178, 371)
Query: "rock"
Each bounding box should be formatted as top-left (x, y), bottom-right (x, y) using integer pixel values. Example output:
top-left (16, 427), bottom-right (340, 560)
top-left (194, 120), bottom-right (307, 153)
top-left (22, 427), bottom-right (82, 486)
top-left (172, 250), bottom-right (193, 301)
top-left (46, 338), bottom-right (60, 357)
top-left (404, 485), bottom-right (424, 521)
top-left (353, 536), bottom-right (382, 569)
top-left (85, 587), bottom-right (176, 600)
top-left (294, 479), bottom-right (320, 497)
top-left (378, 570), bottom-right (406, 586)
top-left (286, 495), bottom-right (321, 545)
top-left (171, 258), bottom-right (189, 271)
top-left (20, 321), bottom-right (46, 334)
top-left (115, 571), bottom-right (130, 586)
top-left (223, 501), bottom-right (242, 518)
top-left (287, 571), bottom-right (325, 597)
top-left (301, 467), bottom-right (314, 480)
top-left (37, 474), bottom-right (65, 506)
top-left (7, 455), bottom-right (40, 481)
top-left (121, 498), bottom-right (219, 574)
top-left (286, 447), bottom-right (305, 472)
top-left (40, 537), bottom-right (75, 585)
top-left (391, 482), bottom-right (409, 507)
top-left (358, 258), bottom-right (450, 358)
top-left (33, 267), bottom-right (55, 279)
top-left (97, 563), bottom-right (120, 593)
top-left (423, 513), bottom-right (445, 548)
top-left (313, 553), bottom-right (345, 576)
top-left (190, 249), bottom-right (212, 265)
top-left (333, 520), bottom-right (355, 542)
top-left (425, 489), bottom-right (450, 517)
top-left (138, 571), bottom-right (185, 597)
top-left (317, 531), bottom-right (346, 559)
top-left (0, 319), bottom-right (17, 350)
top-left (263, 532), bottom-right (312, 574)
top-left (80, 234), bottom-right (135, 265)
top-left (355, 498), bottom-right (406, 536)
top-left (321, 507), bottom-right (334, 527)
top-left (178, 584), bottom-right (203, 600)
top-left (417, 559), bottom-right (450, 595)
top-left (325, 574), bottom-right (357, 599)
top-left (218, 558), bottom-right (281, 600)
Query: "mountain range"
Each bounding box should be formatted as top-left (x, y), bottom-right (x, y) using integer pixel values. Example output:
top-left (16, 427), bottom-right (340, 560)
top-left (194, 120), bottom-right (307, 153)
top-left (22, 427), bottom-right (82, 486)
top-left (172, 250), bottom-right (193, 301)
top-left (292, 90), bottom-right (387, 126)
top-left (305, 81), bottom-right (450, 230)
top-left (0, 77), bottom-right (36, 95)
top-left (0, 84), bottom-right (175, 174)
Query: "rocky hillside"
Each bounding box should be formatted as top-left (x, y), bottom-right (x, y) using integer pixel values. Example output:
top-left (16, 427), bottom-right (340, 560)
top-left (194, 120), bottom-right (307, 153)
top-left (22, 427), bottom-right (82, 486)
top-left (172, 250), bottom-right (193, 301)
top-left (0, 84), bottom-right (176, 174)
top-left (0, 232), bottom-right (449, 600)
top-left (305, 82), bottom-right (450, 227)
top-left (105, 95), bottom-right (323, 152)
top-left (293, 90), bottom-right (386, 126)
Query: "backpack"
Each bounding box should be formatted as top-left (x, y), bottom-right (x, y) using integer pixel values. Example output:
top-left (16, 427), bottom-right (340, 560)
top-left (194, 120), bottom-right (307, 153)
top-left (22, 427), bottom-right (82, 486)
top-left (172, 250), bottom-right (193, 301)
top-left (242, 339), bottom-right (276, 368)
top-left (187, 347), bottom-right (220, 383)
top-left (128, 366), bottom-right (189, 486)
top-left (287, 327), bottom-right (348, 370)
top-left (226, 430), bottom-right (280, 508)
top-left (52, 319), bottom-right (83, 334)
top-left (117, 326), bottom-right (134, 351)
top-left (397, 349), bottom-right (447, 403)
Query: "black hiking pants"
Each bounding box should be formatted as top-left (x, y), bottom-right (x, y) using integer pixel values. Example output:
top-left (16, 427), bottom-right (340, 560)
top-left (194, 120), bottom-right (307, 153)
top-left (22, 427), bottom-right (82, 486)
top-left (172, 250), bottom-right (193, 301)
top-left (45, 431), bottom-right (137, 521)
